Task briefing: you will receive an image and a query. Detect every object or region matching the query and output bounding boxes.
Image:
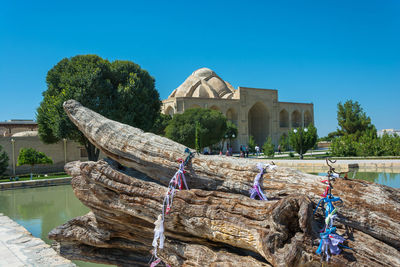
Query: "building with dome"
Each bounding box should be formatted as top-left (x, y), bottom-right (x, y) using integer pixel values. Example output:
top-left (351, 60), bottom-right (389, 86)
top-left (162, 68), bottom-right (314, 151)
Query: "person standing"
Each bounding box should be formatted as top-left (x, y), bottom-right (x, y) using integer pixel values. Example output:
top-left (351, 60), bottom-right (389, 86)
top-left (245, 146), bottom-right (249, 158)
top-left (255, 145), bottom-right (260, 157)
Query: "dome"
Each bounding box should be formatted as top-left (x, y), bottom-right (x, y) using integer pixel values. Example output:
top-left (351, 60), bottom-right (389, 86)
top-left (169, 68), bottom-right (235, 99)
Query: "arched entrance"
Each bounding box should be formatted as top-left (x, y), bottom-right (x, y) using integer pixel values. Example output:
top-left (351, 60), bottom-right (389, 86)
top-left (248, 102), bottom-right (270, 146)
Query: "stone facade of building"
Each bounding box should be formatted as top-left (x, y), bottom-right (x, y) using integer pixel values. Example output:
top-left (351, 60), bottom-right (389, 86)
top-left (162, 68), bottom-right (314, 151)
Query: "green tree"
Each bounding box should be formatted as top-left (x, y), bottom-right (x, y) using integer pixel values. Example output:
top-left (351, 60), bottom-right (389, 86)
top-left (17, 148), bottom-right (53, 180)
top-left (330, 135), bottom-right (357, 157)
top-left (262, 137), bottom-right (275, 158)
top-left (318, 131), bottom-right (343, 142)
top-left (37, 55), bottom-right (160, 161)
top-left (279, 133), bottom-right (289, 152)
top-left (289, 124), bottom-right (318, 159)
top-left (337, 100), bottom-right (375, 138)
top-left (151, 114), bottom-right (172, 136)
top-left (0, 145), bottom-right (9, 176)
top-left (165, 108), bottom-right (227, 151)
top-left (248, 136), bottom-right (256, 154)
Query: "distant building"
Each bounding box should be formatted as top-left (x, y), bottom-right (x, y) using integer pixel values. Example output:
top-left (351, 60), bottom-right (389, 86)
top-left (0, 120), bottom-right (38, 137)
top-left (378, 129), bottom-right (400, 137)
top-left (0, 129), bottom-right (105, 176)
top-left (161, 68), bottom-right (314, 150)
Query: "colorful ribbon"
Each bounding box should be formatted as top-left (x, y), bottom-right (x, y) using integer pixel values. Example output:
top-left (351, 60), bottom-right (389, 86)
top-left (249, 163), bottom-right (276, 201)
top-left (316, 227), bottom-right (345, 262)
top-left (151, 149), bottom-right (193, 266)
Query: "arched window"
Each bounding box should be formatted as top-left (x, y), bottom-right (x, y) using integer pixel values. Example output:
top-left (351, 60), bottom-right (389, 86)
top-left (304, 110), bottom-right (312, 126)
top-left (279, 109), bottom-right (289, 128)
top-left (291, 110), bottom-right (301, 128)
top-left (226, 108), bottom-right (238, 125)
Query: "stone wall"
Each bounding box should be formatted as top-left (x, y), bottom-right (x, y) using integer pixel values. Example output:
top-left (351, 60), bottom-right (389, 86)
top-left (0, 136), bottom-right (104, 176)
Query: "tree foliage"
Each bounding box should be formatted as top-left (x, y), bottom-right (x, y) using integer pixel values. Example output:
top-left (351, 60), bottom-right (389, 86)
top-left (279, 133), bottom-right (289, 152)
top-left (17, 148), bottom-right (53, 166)
top-left (262, 137), bottom-right (275, 157)
top-left (337, 100), bottom-right (375, 138)
top-left (17, 148), bottom-right (53, 179)
top-left (151, 114), bottom-right (172, 136)
top-left (0, 145), bottom-right (9, 176)
top-left (224, 121), bottom-right (238, 141)
top-left (165, 108), bottom-right (227, 150)
top-left (248, 136), bottom-right (256, 153)
top-left (37, 55), bottom-right (160, 161)
top-left (289, 124), bottom-right (318, 159)
top-left (331, 133), bottom-right (400, 157)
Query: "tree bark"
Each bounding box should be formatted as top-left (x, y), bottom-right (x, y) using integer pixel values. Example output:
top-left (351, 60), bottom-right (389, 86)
top-left (49, 160), bottom-right (400, 267)
top-left (84, 139), bottom-right (100, 161)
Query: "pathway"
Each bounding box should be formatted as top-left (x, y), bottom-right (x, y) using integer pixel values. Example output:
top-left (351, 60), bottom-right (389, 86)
top-left (0, 213), bottom-right (75, 267)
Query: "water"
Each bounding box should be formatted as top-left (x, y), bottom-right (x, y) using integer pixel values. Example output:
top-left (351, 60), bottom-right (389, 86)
top-left (0, 185), bottom-right (113, 267)
top-left (309, 171), bottom-right (400, 188)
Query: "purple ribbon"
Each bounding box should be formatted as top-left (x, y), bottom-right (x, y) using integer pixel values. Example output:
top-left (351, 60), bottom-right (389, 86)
top-left (316, 231), bottom-right (345, 261)
top-left (249, 163), bottom-right (268, 200)
top-left (152, 160), bottom-right (191, 266)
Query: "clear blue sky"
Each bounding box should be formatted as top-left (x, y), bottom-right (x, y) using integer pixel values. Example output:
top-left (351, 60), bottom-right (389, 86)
top-left (1, 0), bottom-right (399, 136)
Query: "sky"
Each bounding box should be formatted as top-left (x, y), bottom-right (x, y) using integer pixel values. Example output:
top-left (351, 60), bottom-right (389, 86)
top-left (1, 0), bottom-right (399, 136)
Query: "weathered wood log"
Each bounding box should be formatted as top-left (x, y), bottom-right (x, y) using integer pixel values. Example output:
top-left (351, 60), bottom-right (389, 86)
top-left (50, 160), bottom-right (400, 266)
top-left (50, 213), bottom-right (272, 267)
top-left (63, 100), bottom-right (400, 251)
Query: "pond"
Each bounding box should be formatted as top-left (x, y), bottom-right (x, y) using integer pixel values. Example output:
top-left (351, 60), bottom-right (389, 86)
top-left (308, 171), bottom-right (400, 188)
top-left (0, 185), bottom-right (113, 267)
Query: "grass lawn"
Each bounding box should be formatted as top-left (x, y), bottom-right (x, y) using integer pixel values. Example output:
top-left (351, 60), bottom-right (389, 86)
top-left (0, 173), bottom-right (70, 183)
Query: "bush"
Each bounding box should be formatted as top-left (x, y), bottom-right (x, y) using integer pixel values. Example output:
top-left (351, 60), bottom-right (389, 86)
top-left (331, 131), bottom-right (400, 157)
top-left (330, 135), bottom-right (357, 157)
top-left (289, 152), bottom-right (295, 157)
top-left (262, 137), bottom-right (275, 158)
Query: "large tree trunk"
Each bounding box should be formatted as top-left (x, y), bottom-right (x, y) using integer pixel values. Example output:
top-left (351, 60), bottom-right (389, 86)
top-left (50, 160), bottom-right (400, 266)
top-left (84, 139), bottom-right (100, 161)
top-left (47, 100), bottom-right (400, 266)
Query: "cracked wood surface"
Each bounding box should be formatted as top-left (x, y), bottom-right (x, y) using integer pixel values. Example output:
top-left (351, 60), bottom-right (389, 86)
top-left (49, 160), bottom-right (400, 266)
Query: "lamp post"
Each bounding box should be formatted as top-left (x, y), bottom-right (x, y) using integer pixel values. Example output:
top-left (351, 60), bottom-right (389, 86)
top-left (224, 133), bottom-right (236, 154)
top-left (63, 138), bottom-right (67, 164)
top-left (11, 138), bottom-right (15, 176)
